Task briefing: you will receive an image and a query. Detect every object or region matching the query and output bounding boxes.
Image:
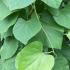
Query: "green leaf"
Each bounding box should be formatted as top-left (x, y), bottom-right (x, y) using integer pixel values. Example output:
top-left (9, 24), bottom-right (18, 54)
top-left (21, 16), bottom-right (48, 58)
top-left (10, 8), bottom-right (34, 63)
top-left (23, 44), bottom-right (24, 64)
top-left (16, 41), bottom-right (54, 70)
top-left (61, 45), bottom-right (70, 61)
top-left (0, 0), bottom-right (12, 20)
top-left (41, 0), bottom-right (62, 9)
top-left (53, 4), bottom-right (70, 29)
top-left (53, 53), bottom-right (69, 70)
top-left (0, 38), bottom-right (18, 60)
top-left (13, 14), bottom-right (42, 44)
top-left (3, 0), bottom-right (36, 11)
top-left (0, 14), bottom-right (18, 37)
top-left (40, 12), bottom-right (64, 49)
top-left (0, 57), bottom-right (16, 70)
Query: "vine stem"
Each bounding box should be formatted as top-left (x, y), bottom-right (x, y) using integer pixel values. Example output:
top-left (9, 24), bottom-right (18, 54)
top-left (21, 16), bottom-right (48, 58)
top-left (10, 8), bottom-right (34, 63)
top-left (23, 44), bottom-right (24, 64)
top-left (32, 3), bottom-right (57, 57)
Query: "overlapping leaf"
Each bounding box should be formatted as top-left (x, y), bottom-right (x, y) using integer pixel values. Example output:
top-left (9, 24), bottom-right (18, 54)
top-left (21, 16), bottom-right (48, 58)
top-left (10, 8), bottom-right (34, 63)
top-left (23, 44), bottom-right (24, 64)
top-left (0, 38), bottom-right (18, 60)
top-left (0, 14), bottom-right (18, 39)
top-left (0, 14), bottom-right (18, 34)
top-left (52, 4), bottom-right (70, 29)
top-left (40, 12), bottom-right (64, 49)
top-left (16, 41), bottom-right (54, 70)
top-left (13, 14), bottom-right (42, 44)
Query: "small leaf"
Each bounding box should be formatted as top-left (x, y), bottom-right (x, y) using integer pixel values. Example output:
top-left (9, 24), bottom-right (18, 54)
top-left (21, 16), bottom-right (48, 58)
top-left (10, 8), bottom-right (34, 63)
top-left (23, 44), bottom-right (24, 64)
top-left (13, 14), bottom-right (42, 44)
top-left (0, 38), bottom-right (18, 60)
top-left (16, 41), bottom-right (54, 70)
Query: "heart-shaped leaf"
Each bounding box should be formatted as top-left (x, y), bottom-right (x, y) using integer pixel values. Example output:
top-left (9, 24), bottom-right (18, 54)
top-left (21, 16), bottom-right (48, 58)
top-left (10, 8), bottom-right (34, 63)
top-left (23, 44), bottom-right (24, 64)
top-left (13, 14), bottom-right (42, 44)
top-left (16, 41), bottom-right (54, 70)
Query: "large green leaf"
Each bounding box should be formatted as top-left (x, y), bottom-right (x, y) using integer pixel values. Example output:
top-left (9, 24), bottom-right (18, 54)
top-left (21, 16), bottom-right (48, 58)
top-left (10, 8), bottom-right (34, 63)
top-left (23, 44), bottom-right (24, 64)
top-left (40, 12), bottom-right (64, 49)
top-left (0, 57), bottom-right (16, 70)
top-left (41, 0), bottom-right (62, 9)
top-left (13, 14), bottom-right (42, 44)
top-left (52, 4), bottom-right (70, 29)
top-left (0, 14), bottom-right (18, 38)
top-left (0, 0), bottom-right (12, 20)
top-left (3, 0), bottom-right (36, 11)
top-left (16, 41), bottom-right (54, 70)
top-left (0, 38), bottom-right (18, 60)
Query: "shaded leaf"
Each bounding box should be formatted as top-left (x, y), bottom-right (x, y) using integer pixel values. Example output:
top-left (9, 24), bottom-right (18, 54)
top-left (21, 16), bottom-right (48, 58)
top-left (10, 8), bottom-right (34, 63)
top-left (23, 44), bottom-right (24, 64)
top-left (40, 12), bottom-right (64, 49)
top-left (53, 52), bottom-right (69, 70)
top-left (61, 45), bottom-right (70, 61)
top-left (0, 38), bottom-right (18, 60)
top-left (41, 0), bottom-right (62, 9)
top-left (0, 14), bottom-right (18, 39)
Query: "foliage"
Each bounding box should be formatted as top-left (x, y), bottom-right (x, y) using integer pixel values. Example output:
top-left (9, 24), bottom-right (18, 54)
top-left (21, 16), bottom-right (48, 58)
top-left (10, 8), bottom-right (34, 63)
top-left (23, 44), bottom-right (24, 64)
top-left (0, 0), bottom-right (70, 70)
